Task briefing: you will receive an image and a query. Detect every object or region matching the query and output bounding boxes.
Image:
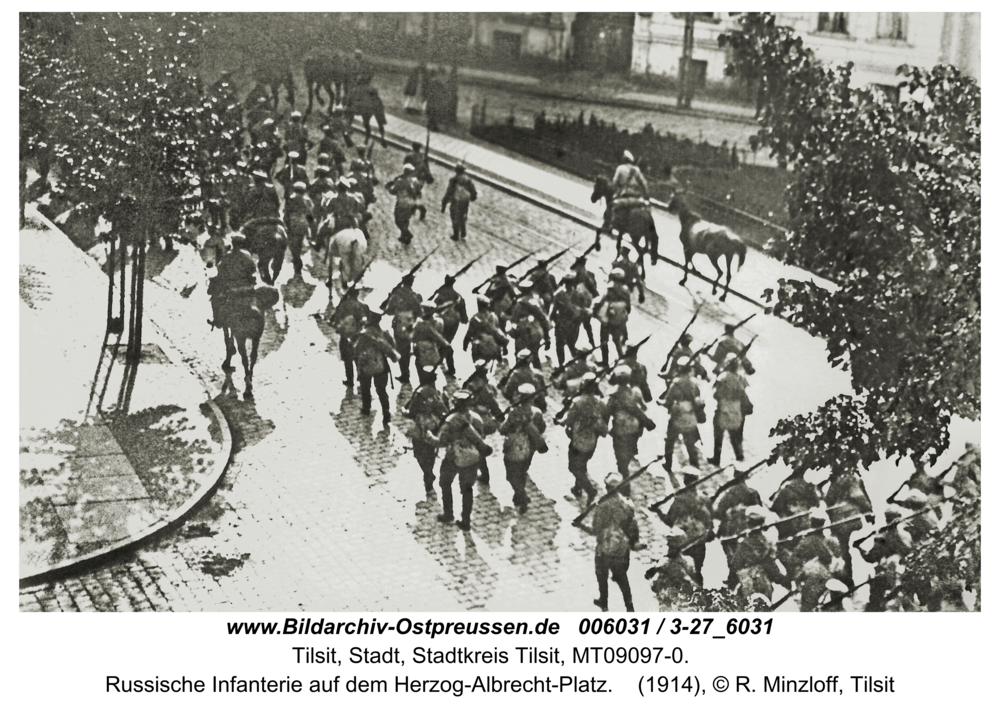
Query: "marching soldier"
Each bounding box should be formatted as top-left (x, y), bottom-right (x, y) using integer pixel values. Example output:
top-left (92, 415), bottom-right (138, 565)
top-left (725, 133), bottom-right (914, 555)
top-left (592, 471), bottom-right (640, 612)
top-left (436, 390), bottom-right (493, 531)
top-left (387, 163), bottom-right (423, 245)
top-left (520, 259), bottom-right (559, 311)
top-left (611, 244), bottom-right (646, 304)
top-left (606, 366), bottom-right (656, 476)
top-left (330, 285), bottom-right (368, 389)
top-left (711, 323), bottom-right (755, 375)
top-left (858, 504), bottom-right (912, 612)
top-left (308, 165), bottom-right (337, 228)
top-left (354, 310), bottom-right (399, 427)
top-left (770, 467), bottom-right (822, 577)
top-left (658, 467), bottom-right (714, 586)
top-left (441, 164), bottom-right (477, 241)
top-left (729, 506), bottom-right (788, 601)
top-left (245, 170), bottom-right (281, 222)
top-left (708, 353), bottom-right (752, 466)
top-left (594, 269), bottom-right (631, 367)
top-left (550, 274), bottom-right (589, 366)
top-left (383, 273), bottom-right (423, 384)
top-left (660, 332), bottom-right (709, 382)
top-left (509, 283), bottom-right (550, 370)
top-left (713, 476), bottom-right (763, 586)
top-left (463, 295), bottom-right (507, 368)
top-left (284, 182), bottom-right (315, 276)
top-left (822, 467), bottom-right (874, 584)
top-left (404, 140), bottom-right (434, 189)
top-left (660, 357), bottom-right (704, 474)
top-left (618, 340), bottom-right (653, 403)
top-left (789, 509), bottom-right (846, 611)
top-left (559, 372), bottom-right (607, 505)
top-left (277, 153), bottom-right (309, 200)
top-left (646, 527), bottom-right (700, 601)
top-left (463, 361), bottom-right (504, 485)
top-left (432, 276), bottom-right (469, 376)
top-left (501, 349), bottom-right (547, 412)
top-left (484, 265), bottom-right (518, 334)
top-left (317, 124), bottom-right (347, 176)
top-left (411, 301), bottom-right (452, 373)
top-left (404, 365), bottom-right (448, 495)
top-left (500, 382), bottom-right (548, 513)
top-left (283, 111), bottom-right (312, 163)
top-left (567, 255), bottom-right (599, 349)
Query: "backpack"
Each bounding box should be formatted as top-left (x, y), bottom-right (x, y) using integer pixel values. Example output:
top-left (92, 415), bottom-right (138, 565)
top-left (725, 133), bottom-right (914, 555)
top-left (596, 526), bottom-right (630, 559)
top-left (413, 339), bottom-right (441, 368)
top-left (570, 424), bottom-right (599, 455)
top-left (503, 430), bottom-right (533, 462)
top-left (606, 301), bottom-right (629, 327)
top-left (450, 438), bottom-right (481, 467)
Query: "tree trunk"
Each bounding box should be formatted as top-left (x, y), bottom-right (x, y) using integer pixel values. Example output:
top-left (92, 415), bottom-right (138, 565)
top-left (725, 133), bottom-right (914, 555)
top-left (126, 241), bottom-right (140, 363)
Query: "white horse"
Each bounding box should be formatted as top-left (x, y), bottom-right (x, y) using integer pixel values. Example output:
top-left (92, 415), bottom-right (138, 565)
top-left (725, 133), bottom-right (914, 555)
top-left (321, 221), bottom-right (368, 294)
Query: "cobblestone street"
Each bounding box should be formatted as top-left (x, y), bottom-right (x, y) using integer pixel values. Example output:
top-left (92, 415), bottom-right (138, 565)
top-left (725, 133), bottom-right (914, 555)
top-left (19, 110), bottom-right (977, 614)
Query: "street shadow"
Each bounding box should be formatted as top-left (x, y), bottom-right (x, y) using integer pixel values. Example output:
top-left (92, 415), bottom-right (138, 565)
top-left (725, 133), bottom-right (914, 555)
top-left (280, 272), bottom-right (317, 310)
top-left (213, 379), bottom-right (277, 452)
top-left (504, 479), bottom-right (566, 594)
top-left (330, 394), bottom-right (404, 487)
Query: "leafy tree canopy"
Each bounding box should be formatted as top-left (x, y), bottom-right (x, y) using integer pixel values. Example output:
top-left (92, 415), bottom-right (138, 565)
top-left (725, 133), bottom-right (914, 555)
top-left (719, 14), bottom-right (980, 473)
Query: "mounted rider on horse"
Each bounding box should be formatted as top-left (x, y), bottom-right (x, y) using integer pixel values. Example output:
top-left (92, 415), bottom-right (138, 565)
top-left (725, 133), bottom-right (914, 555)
top-left (208, 235), bottom-right (258, 329)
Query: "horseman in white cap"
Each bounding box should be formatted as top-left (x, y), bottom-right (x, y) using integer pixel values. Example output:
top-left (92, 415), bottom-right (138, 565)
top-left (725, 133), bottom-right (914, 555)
top-left (610, 150), bottom-right (650, 225)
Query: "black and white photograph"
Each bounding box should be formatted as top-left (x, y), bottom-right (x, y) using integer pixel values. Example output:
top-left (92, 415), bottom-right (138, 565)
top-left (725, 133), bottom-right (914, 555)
top-left (19, 11), bottom-right (981, 617)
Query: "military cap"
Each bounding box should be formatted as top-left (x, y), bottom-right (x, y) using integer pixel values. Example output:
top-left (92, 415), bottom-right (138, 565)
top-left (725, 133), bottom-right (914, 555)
top-left (288, 151), bottom-right (300, 159)
top-left (292, 181), bottom-right (307, 192)
top-left (252, 169), bottom-right (268, 179)
top-left (473, 359), bottom-right (489, 371)
top-left (452, 389), bottom-right (473, 403)
top-left (403, 163), bottom-right (415, 173)
top-left (354, 48), bottom-right (363, 56)
top-left (884, 504), bottom-right (907, 522)
top-left (290, 111), bottom-right (302, 119)
top-left (516, 348), bottom-right (532, 360)
top-left (604, 471), bottom-right (623, 488)
top-left (401, 273), bottom-right (415, 284)
top-left (220, 70), bottom-right (233, 77)
top-left (443, 275), bottom-right (456, 285)
top-left (454, 163), bottom-right (466, 174)
top-left (411, 141), bottom-right (422, 152)
top-left (476, 295), bottom-right (490, 307)
top-left (420, 364), bottom-right (437, 375)
top-left (315, 165), bottom-right (331, 175)
top-left (745, 506), bottom-right (768, 523)
top-left (675, 356), bottom-right (692, 371)
top-left (337, 175), bottom-right (353, 187)
top-left (724, 323), bottom-right (737, 334)
top-left (579, 372), bottom-right (598, 386)
top-left (256, 96), bottom-right (268, 104)
top-left (679, 333), bottom-right (693, 345)
top-left (320, 124), bottom-right (332, 133)
top-left (520, 279), bottom-right (534, 290)
top-left (317, 152), bottom-right (332, 163)
top-left (572, 255), bottom-right (588, 267)
top-left (356, 147), bottom-right (367, 158)
top-left (495, 265), bottom-right (507, 274)
top-left (230, 234), bottom-right (249, 250)
top-left (262, 117), bottom-right (275, 126)
top-left (517, 383), bottom-right (537, 396)
top-left (900, 490), bottom-right (928, 509)
top-left (622, 150), bottom-right (635, 163)
top-left (609, 268), bottom-right (626, 281)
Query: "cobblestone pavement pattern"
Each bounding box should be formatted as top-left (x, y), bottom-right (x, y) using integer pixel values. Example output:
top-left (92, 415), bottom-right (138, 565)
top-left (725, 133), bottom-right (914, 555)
top-left (20, 102), bottom-right (976, 613)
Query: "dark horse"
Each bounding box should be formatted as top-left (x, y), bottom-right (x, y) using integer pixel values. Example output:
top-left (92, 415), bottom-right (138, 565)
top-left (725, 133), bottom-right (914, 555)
top-left (304, 53), bottom-right (349, 116)
top-left (215, 285), bottom-right (280, 400)
top-left (590, 176), bottom-right (660, 276)
top-left (253, 64), bottom-right (295, 111)
top-left (665, 194), bottom-right (747, 301)
top-left (238, 217), bottom-right (288, 285)
top-left (343, 85), bottom-right (387, 147)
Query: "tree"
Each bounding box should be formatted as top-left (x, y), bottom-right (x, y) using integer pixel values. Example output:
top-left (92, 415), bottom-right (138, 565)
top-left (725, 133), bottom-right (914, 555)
top-left (718, 14), bottom-right (980, 474)
top-left (23, 13), bottom-right (228, 363)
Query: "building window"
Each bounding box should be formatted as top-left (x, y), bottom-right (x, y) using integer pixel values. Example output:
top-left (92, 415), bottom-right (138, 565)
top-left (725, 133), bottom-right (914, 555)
top-left (876, 12), bottom-right (907, 41)
top-left (817, 12), bottom-right (849, 34)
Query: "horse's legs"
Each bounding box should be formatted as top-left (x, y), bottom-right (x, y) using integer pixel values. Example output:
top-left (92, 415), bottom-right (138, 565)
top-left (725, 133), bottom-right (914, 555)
top-left (679, 251), bottom-right (691, 287)
top-left (721, 255), bottom-right (733, 302)
top-left (270, 250), bottom-right (284, 285)
top-left (711, 254), bottom-right (725, 296)
top-left (593, 226), bottom-right (603, 252)
top-left (222, 328), bottom-right (236, 372)
top-left (257, 255), bottom-right (271, 285)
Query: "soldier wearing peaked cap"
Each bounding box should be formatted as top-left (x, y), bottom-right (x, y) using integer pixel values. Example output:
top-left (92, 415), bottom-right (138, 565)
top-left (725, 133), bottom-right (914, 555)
top-left (550, 273), bottom-right (590, 367)
top-left (607, 366), bottom-right (656, 476)
top-left (284, 111), bottom-right (312, 163)
top-left (485, 265), bottom-right (518, 334)
top-left (822, 467), bottom-right (874, 585)
top-left (244, 169), bottom-right (281, 222)
top-left (567, 256), bottom-right (599, 349)
top-left (411, 301), bottom-right (452, 373)
top-left (769, 467), bottom-right (822, 580)
top-left (278, 154), bottom-right (309, 199)
top-left (708, 353), bottom-right (752, 467)
top-left (433, 275), bottom-right (469, 376)
top-left (502, 349), bottom-right (547, 412)
top-left (661, 357), bottom-right (704, 475)
top-left (500, 382), bottom-right (548, 513)
top-left (405, 364), bottom-right (449, 494)
top-left (659, 467), bottom-right (714, 586)
top-left (594, 270), bottom-right (632, 367)
top-left (611, 244), bottom-right (647, 304)
top-left (317, 124), bottom-right (347, 176)
top-left (714, 477), bottom-right (763, 586)
top-left (789, 509), bottom-right (846, 611)
top-left (711, 323), bottom-right (755, 375)
top-left (436, 390), bottom-right (492, 531)
top-left (441, 163), bottom-right (477, 241)
top-left (592, 471), bottom-right (640, 612)
top-left (387, 163), bottom-right (424, 245)
top-left (620, 340), bottom-right (653, 403)
top-left (661, 332), bottom-right (709, 382)
top-left (463, 360), bottom-right (504, 485)
top-left (284, 181), bottom-right (315, 275)
top-left (730, 506), bottom-right (789, 600)
top-left (384, 273), bottom-right (424, 384)
top-left (404, 141), bottom-right (433, 186)
top-left (509, 290), bottom-right (549, 370)
top-left (464, 296), bottom-right (507, 368)
top-left (354, 310), bottom-right (400, 427)
top-left (330, 286), bottom-right (368, 389)
top-left (561, 372), bottom-right (608, 506)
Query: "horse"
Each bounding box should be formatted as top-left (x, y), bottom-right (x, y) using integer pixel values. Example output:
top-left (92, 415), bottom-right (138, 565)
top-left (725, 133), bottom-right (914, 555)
top-left (665, 194), bottom-right (747, 302)
top-left (316, 215), bottom-right (368, 297)
top-left (215, 284), bottom-right (280, 400)
top-left (343, 85), bottom-right (387, 147)
top-left (590, 176), bottom-right (660, 276)
top-left (253, 64), bottom-right (295, 111)
top-left (237, 218), bottom-right (288, 285)
top-left (304, 53), bottom-right (349, 116)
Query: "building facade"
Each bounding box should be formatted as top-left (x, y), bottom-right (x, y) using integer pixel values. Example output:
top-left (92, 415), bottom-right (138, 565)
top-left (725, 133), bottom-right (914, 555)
top-left (632, 12), bottom-right (981, 89)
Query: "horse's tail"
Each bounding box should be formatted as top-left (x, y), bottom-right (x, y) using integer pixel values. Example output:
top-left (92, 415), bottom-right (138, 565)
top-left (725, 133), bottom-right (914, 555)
top-left (736, 239), bottom-right (747, 271)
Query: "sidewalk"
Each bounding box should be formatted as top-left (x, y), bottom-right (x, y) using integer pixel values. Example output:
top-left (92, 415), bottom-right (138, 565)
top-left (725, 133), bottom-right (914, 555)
top-left (370, 55), bottom-right (757, 125)
top-left (19, 207), bottom-right (231, 585)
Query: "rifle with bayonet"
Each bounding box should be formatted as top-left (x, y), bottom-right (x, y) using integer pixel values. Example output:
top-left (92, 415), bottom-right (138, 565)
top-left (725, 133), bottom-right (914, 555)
top-left (552, 336), bottom-right (650, 422)
top-left (649, 464), bottom-right (731, 512)
top-left (499, 376), bottom-right (559, 418)
top-left (379, 246), bottom-right (440, 309)
top-left (516, 247), bottom-right (571, 287)
top-left (429, 250), bottom-right (492, 301)
top-left (710, 458), bottom-right (769, 503)
top-left (551, 343), bottom-right (602, 379)
top-left (471, 248), bottom-right (543, 293)
top-left (659, 305), bottom-right (702, 374)
top-left (717, 502), bottom-right (852, 544)
top-left (573, 455), bottom-right (666, 530)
